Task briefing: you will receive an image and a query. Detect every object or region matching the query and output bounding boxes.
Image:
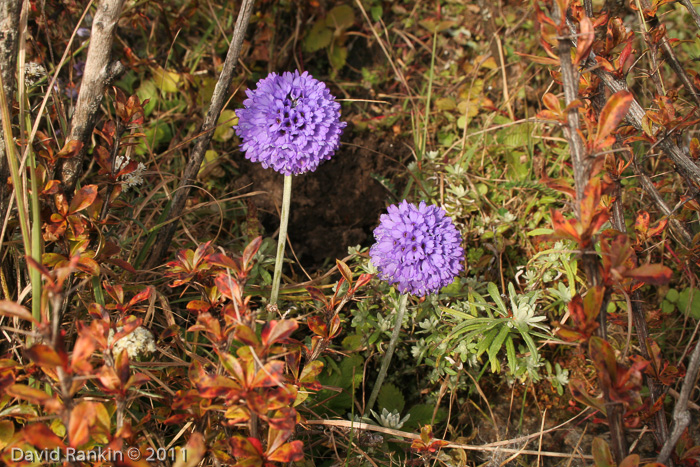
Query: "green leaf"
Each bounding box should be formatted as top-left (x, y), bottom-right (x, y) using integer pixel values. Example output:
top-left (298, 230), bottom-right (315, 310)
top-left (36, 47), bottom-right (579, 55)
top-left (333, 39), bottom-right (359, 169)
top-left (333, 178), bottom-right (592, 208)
top-left (325, 5), bottom-right (355, 30)
top-left (665, 288), bottom-right (679, 303)
top-left (341, 334), bottom-right (363, 351)
top-left (591, 437), bottom-right (615, 467)
top-left (370, 5), bottom-right (383, 22)
top-left (303, 20), bottom-right (333, 53)
top-left (678, 288), bottom-right (700, 320)
top-left (329, 44), bottom-right (348, 70)
top-left (136, 80), bottom-right (158, 117)
top-left (213, 110), bottom-right (237, 142)
top-left (528, 228), bottom-right (554, 236)
top-left (488, 326), bottom-right (510, 372)
top-left (487, 282), bottom-right (507, 316)
top-left (377, 383), bottom-right (405, 412)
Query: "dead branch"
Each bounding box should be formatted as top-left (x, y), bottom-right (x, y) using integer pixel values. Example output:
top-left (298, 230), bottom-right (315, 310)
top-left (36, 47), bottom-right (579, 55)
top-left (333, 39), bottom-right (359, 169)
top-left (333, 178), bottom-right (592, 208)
top-left (143, 0), bottom-right (256, 269)
top-left (0, 0), bottom-right (21, 220)
top-left (554, 6), bottom-right (629, 462)
top-left (677, 0), bottom-right (700, 31)
top-left (60, 0), bottom-right (126, 194)
top-left (657, 334), bottom-right (700, 464)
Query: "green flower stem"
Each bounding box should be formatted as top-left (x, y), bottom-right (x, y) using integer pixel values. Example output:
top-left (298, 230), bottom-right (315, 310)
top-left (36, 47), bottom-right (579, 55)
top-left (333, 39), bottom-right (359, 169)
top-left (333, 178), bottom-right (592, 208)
top-left (270, 174), bottom-right (292, 308)
top-left (367, 293), bottom-right (409, 412)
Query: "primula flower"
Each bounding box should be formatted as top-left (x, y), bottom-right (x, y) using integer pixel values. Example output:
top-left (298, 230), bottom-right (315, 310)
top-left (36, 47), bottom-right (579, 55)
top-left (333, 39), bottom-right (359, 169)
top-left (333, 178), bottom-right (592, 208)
top-left (234, 70), bottom-right (346, 175)
top-left (370, 201), bottom-right (464, 296)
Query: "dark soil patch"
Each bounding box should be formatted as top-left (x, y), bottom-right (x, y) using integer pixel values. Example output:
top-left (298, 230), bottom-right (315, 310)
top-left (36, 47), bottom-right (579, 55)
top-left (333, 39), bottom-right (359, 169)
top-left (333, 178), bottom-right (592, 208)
top-left (231, 129), bottom-right (409, 271)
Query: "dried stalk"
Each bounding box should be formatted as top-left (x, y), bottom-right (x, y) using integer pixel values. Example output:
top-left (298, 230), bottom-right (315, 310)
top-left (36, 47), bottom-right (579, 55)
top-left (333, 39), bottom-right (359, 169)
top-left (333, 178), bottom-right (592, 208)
top-left (609, 179), bottom-right (670, 450)
top-left (563, 18), bottom-right (700, 197)
top-left (143, 0), bottom-right (255, 269)
top-left (657, 335), bottom-right (700, 464)
top-left (677, 0), bottom-right (700, 31)
top-left (0, 0), bottom-right (21, 222)
top-left (60, 0), bottom-right (126, 194)
top-left (637, 0), bottom-right (700, 108)
top-left (554, 6), bottom-right (628, 462)
top-left (631, 158), bottom-right (693, 247)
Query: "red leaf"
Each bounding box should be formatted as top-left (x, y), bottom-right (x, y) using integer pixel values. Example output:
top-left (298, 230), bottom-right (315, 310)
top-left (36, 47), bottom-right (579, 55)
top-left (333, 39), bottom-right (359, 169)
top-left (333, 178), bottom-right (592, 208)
top-left (242, 236), bottom-right (263, 270)
top-left (233, 324), bottom-right (260, 348)
top-left (69, 401), bottom-right (96, 448)
top-left (299, 360), bottom-right (324, 389)
top-left (71, 334), bottom-right (96, 374)
top-left (542, 92), bottom-right (561, 115)
top-left (574, 16), bottom-right (595, 65)
top-left (56, 139), bottom-right (83, 159)
top-left (354, 273), bottom-right (373, 290)
top-left (634, 211), bottom-right (650, 237)
top-left (5, 384), bottom-right (53, 405)
top-left (0, 300), bottom-right (37, 323)
top-left (589, 336), bottom-right (617, 386)
top-left (22, 423), bottom-right (66, 450)
top-left (307, 315), bottom-right (329, 338)
top-left (127, 286), bottom-right (153, 308)
top-left (229, 436), bottom-right (263, 467)
top-left (69, 184), bottom-right (98, 214)
top-left (306, 286), bottom-right (328, 305)
top-left (625, 264), bottom-right (672, 285)
top-left (336, 259), bottom-right (353, 286)
top-left (595, 90), bottom-right (633, 149)
top-left (261, 320), bottom-right (298, 349)
top-left (26, 344), bottom-right (66, 369)
top-left (267, 440), bottom-right (304, 463)
top-left (549, 210), bottom-right (581, 243)
top-left (252, 361), bottom-right (285, 388)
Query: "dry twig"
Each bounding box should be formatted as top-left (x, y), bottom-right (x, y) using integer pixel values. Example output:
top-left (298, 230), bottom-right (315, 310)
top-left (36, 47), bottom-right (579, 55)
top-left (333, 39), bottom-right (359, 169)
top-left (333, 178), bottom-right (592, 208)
top-left (143, 0), bottom-right (255, 268)
top-left (60, 0), bottom-right (126, 193)
top-left (0, 0), bottom-right (21, 219)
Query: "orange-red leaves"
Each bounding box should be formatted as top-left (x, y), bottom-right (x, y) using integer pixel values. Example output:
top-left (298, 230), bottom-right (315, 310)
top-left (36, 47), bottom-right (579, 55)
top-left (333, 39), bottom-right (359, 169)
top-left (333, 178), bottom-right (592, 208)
top-left (593, 90), bottom-right (633, 152)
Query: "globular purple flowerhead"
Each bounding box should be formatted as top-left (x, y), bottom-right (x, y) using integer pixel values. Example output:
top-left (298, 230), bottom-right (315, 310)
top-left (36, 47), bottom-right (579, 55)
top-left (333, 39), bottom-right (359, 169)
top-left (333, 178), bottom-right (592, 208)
top-left (370, 201), bottom-right (464, 296)
top-left (234, 70), bottom-right (346, 176)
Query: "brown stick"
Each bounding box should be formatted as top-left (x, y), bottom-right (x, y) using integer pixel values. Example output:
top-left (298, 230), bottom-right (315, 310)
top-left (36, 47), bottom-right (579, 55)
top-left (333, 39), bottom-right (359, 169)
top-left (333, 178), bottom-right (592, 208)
top-left (677, 0), bottom-right (700, 31)
top-left (563, 18), bottom-right (700, 194)
top-left (0, 0), bottom-right (21, 223)
top-left (554, 7), bottom-right (628, 462)
top-left (60, 0), bottom-right (126, 194)
top-left (609, 177), bottom-right (670, 450)
top-left (657, 335), bottom-right (700, 464)
top-left (143, 0), bottom-right (256, 269)
top-left (637, 0), bottom-right (700, 108)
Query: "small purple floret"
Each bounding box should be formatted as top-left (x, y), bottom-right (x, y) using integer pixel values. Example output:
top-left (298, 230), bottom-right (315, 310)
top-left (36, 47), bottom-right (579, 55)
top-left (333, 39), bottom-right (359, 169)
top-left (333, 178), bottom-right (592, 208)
top-left (370, 201), bottom-right (464, 296)
top-left (234, 70), bottom-right (346, 176)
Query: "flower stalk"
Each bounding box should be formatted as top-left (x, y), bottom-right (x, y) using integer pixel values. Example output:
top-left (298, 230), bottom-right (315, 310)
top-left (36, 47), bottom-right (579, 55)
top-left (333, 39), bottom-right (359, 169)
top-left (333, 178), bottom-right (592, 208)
top-left (270, 174), bottom-right (292, 308)
top-left (367, 292), bottom-right (408, 412)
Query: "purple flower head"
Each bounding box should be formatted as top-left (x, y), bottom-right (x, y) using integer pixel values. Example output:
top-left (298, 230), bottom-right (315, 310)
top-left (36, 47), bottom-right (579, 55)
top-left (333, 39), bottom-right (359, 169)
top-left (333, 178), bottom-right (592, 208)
top-left (370, 201), bottom-right (464, 296)
top-left (234, 70), bottom-right (346, 176)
